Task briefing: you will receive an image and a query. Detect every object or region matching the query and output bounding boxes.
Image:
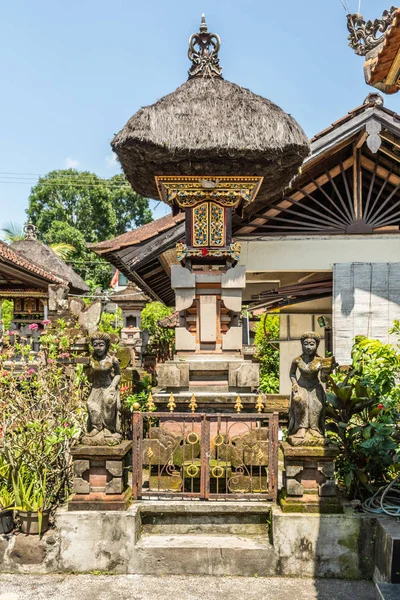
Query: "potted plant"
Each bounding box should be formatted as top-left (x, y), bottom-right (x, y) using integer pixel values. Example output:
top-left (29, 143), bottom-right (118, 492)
top-left (0, 488), bottom-right (14, 534)
top-left (13, 471), bottom-right (50, 535)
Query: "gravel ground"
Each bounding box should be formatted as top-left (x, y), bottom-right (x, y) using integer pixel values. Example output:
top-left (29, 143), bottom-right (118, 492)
top-left (0, 574), bottom-right (377, 600)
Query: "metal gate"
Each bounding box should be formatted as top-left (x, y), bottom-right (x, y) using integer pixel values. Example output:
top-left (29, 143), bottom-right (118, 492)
top-left (132, 412), bottom-right (279, 501)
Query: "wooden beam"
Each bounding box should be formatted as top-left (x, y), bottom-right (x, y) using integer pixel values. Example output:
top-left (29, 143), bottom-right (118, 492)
top-left (141, 265), bottom-right (163, 278)
top-left (380, 131), bottom-right (400, 150)
top-left (355, 130), bottom-right (368, 150)
top-left (236, 157), bottom-right (354, 234)
top-left (361, 155), bottom-right (400, 187)
top-left (379, 145), bottom-right (400, 165)
top-left (353, 147), bottom-right (363, 220)
top-left (0, 263), bottom-right (49, 291)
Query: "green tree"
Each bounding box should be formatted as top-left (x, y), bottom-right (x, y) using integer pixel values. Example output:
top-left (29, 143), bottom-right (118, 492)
top-left (26, 170), bottom-right (152, 289)
top-left (253, 313), bottom-right (280, 393)
top-left (141, 302), bottom-right (175, 361)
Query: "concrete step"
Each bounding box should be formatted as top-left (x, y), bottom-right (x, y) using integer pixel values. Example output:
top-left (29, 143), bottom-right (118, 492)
top-left (375, 583), bottom-right (400, 599)
top-left (131, 533), bottom-right (275, 576)
top-left (137, 533), bottom-right (269, 548)
top-left (141, 508), bottom-right (270, 536)
top-left (189, 383), bottom-right (230, 393)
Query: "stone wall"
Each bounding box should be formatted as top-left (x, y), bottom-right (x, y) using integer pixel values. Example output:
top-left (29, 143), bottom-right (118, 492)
top-left (0, 504), bottom-right (379, 579)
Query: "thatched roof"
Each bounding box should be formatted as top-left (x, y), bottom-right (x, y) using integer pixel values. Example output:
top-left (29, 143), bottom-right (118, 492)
top-left (112, 77), bottom-right (309, 207)
top-left (11, 240), bottom-right (90, 295)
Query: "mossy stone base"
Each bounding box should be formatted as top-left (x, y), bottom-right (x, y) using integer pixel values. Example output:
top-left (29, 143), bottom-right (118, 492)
top-left (279, 489), bottom-right (343, 514)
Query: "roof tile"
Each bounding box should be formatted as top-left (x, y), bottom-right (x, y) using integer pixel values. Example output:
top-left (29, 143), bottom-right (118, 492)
top-left (0, 240), bottom-right (64, 284)
top-left (89, 213), bottom-right (185, 254)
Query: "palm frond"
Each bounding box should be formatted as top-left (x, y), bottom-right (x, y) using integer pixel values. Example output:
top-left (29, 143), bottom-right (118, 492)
top-left (49, 243), bottom-right (76, 260)
top-left (1, 222), bottom-right (24, 243)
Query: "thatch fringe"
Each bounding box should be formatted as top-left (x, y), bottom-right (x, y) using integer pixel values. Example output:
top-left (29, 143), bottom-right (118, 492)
top-left (112, 77), bottom-right (310, 205)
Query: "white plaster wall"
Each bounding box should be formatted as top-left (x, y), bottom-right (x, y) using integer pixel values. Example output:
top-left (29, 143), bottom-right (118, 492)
top-left (239, 236), bottom-right (400, 272)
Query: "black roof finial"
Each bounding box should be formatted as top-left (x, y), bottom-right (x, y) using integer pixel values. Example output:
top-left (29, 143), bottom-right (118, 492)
top-left (188, 15), bottom-right (222, 79)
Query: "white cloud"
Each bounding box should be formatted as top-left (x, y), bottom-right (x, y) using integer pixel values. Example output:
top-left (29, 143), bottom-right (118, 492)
top-left (64, 157), bottom-right (80, 168)
top-left (105, 152), bottom-right (118, 169)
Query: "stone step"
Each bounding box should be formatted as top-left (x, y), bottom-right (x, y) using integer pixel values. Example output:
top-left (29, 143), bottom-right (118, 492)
top-left (188, 383), bottom-right (230, 393)
top-left (137, 533), bottom-right (269, 548)
top-left (141, 509), bottom-right (270, 536)
top-left (153, 392), bottom-right (259, 403)
top-left (131, 533), bottom-right (275, 576)
top-left (375, 583), bottom-right (400, 599)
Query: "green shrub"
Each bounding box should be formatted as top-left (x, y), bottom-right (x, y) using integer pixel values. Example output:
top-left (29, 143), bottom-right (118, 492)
top-left (99, 306), bottom-right (123, 336)
top-left (253, 313), bottom-right (280, 393)
top-left (327, 334), bottom-right (400, 499)
top-left (141, 301), bottom-right (175, 361)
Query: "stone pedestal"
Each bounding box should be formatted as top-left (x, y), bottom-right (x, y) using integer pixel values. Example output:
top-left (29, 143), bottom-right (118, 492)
top-left (280, 442), bottom-right (342, 513)
top-left (68, 441), bottom-right (132, 511)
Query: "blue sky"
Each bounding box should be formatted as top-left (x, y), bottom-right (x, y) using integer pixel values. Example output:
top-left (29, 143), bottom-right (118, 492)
top-left (1, 0), bottom-right (398, 232)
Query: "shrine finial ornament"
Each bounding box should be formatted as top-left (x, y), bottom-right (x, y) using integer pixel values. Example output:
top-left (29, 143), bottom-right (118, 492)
top-left (347, 6), bottom-right (397, 56)
top-left (24, 221), bottom-right (38, 241)
top-left (188, 14), bottom-right (222, 79)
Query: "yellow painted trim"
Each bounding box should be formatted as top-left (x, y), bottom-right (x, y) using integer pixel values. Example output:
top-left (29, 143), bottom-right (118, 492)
top-left (386, 47), bottom-right (400, 85)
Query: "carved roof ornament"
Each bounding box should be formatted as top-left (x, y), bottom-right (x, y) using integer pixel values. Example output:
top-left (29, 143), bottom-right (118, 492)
top-left (188, 14), bottom-right (222, 79)
top-left (23, 221), bottom-right (38, 241)
top-left (347, 6), bottom-right (398, 56)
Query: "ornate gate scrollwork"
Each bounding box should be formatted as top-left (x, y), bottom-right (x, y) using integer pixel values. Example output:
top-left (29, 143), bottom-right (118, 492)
top-left (132, 412), bottom-right (278, 501)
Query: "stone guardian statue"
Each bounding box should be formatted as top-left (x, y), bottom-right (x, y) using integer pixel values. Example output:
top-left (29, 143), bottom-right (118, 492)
top-left (82, 331), bottom-right (122, 445)
top-left (288, 332), bottom-right (333, 446)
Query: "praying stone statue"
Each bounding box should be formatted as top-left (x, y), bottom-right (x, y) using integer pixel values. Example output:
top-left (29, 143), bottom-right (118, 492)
top-left (288, 332), bottom-right (333, 446)
top-left (82, 331), bottom-right (122, 446)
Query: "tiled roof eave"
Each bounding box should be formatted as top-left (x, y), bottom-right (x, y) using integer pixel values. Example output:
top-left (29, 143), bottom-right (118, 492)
top-left (0, 242), bottom-right (66, 285)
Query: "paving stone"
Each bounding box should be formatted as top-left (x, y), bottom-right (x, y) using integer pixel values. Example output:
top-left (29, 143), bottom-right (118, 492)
top-left (0, 574), bottom-right (376, 600)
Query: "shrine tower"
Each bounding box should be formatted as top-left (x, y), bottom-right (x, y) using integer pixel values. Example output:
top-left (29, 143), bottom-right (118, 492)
top-left (112, 15), bottom-right (309, 409)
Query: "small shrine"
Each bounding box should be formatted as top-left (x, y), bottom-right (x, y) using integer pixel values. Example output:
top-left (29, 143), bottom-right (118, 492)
top-left (347, 6), bottom-right (400, 94)
top-left (0, 222), bottom-right (90, 349)
top-left (111, 282), bottom-right (149, 361)
top-left (112, 15), bottom-right (309, 410)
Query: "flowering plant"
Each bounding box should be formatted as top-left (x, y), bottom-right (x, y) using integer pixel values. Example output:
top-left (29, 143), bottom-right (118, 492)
top-left (0, 321), bottom-right (89, 509)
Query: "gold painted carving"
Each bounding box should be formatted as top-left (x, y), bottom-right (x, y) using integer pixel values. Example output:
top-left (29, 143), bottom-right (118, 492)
top-left (193, 202), bottom-right (209, 247)
top-left (210, 202), bottom-right (224, 246)
top-left (176, 241), bottom-right (241, 262)
top-left (156, 176), bottom-right (263, 208)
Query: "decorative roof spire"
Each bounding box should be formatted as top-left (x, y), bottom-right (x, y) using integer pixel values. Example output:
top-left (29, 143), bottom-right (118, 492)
top-left (347, 6), bottom-right (397, 56)
top-left (188, 14), bottom-right (222, 79)
top-left (24, 221), bottom-right (37, 241)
